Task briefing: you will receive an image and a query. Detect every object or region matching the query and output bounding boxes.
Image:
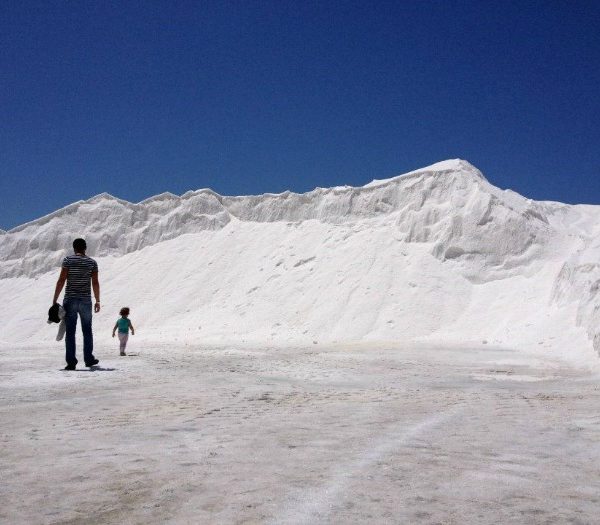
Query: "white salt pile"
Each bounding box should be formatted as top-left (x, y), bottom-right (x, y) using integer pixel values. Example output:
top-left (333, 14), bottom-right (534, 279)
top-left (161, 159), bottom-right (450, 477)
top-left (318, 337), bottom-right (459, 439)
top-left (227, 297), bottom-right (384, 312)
top-left (1, 159), bottom-right (599, 364)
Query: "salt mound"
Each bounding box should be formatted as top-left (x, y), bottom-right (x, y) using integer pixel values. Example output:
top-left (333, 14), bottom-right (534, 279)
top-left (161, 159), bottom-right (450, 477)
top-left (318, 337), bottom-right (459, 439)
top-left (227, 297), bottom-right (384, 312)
top-left (1, 159), bottom-right (599, 362)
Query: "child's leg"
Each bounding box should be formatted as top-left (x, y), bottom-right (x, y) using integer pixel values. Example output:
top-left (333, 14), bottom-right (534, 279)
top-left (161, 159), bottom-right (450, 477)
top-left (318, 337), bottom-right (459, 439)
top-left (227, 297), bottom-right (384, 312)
top-left (118, 332), bottom-right (128, 355)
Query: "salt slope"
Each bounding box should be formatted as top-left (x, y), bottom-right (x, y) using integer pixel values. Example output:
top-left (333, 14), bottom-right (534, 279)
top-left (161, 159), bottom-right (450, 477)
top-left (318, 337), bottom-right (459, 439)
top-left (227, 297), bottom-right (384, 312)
top-left (552, 218), bottom-right (600, 357)
top-left (1, 159), bottom-right (599, 361)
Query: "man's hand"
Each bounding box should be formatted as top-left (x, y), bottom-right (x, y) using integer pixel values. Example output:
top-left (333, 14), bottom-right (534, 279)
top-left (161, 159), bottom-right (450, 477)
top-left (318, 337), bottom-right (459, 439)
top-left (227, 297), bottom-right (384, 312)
top-left (94, 302), bottom-right (101, 313)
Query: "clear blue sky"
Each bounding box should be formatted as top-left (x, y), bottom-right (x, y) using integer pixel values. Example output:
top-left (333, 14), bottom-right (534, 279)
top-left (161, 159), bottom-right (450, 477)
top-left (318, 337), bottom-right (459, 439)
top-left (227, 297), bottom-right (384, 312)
top-left (1, 1), bottom-right (599, 230)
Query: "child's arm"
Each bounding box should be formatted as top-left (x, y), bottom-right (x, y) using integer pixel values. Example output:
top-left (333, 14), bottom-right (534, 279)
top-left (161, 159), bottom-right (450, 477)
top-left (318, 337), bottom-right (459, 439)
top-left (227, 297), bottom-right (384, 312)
top-left (112, 322), bottom-right (118, 337)
top-left (129, 319), bottom-right (135, 335)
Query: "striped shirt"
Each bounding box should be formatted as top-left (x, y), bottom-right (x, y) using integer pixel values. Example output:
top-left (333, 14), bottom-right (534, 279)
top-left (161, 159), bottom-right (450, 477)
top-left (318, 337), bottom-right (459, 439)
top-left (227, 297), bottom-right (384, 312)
top-left (62, 254), bottom-right (98, 299)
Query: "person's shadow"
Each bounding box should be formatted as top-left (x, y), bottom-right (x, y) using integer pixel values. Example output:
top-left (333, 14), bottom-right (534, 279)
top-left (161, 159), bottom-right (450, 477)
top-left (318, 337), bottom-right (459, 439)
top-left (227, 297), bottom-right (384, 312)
top-left (60, 367), bottom-right (117, 372)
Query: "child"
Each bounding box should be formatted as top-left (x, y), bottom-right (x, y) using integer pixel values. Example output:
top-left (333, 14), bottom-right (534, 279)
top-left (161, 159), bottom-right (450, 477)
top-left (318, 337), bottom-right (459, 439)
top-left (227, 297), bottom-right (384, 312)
top-left (112, 307), bottom-right (135, 356)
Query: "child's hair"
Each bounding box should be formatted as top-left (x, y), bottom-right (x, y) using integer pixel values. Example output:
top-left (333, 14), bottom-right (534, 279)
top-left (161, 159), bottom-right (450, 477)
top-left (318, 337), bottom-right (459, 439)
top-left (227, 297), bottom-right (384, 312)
top-left (120, 307), bottom-right (130, 316)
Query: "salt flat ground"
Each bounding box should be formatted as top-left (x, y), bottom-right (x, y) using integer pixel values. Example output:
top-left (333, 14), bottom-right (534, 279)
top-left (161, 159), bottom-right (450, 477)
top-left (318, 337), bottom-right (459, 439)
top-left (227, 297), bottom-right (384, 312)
top-left (1, 342), bottom-right (599, 525)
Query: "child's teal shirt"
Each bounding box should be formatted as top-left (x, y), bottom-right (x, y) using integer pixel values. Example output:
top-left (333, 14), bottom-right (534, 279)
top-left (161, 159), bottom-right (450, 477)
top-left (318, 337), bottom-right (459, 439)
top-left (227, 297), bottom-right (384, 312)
top-left (117, 317), bottom-right (130, 333)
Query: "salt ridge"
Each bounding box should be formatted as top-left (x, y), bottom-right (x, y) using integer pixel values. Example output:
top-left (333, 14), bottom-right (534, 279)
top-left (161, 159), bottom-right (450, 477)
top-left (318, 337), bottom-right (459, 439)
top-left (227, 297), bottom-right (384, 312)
top-left (0, 159), bottom-right (556, 279)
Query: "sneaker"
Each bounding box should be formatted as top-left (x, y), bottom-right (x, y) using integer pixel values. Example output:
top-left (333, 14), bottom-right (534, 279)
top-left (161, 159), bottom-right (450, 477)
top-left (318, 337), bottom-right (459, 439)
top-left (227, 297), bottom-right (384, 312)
top-left (120, 352), bottom-right (126, 356)
top-left (64, 364), bottom-right (76, 370)
top-left (86, 358), bottom-right (99, 367)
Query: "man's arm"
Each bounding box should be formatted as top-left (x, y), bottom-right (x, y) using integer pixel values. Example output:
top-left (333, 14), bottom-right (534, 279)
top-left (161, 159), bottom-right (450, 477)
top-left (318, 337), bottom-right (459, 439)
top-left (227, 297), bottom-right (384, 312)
top-left (53, 268), bottom-right (68, 303)
top-left (92, 271), bottom-right (101, 312)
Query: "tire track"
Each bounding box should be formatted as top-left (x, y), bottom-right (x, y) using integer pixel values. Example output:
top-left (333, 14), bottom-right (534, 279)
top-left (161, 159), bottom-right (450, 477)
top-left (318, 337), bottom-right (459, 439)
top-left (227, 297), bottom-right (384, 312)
top-left (271, 406), bottom-right (464, 525)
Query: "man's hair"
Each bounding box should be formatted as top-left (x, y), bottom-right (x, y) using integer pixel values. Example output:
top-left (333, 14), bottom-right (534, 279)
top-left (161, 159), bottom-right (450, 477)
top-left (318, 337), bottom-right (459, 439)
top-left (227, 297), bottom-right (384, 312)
top-left (120, 307), bottom-right (130, 316)
top-left (72, 238), bottom-right (87, 253)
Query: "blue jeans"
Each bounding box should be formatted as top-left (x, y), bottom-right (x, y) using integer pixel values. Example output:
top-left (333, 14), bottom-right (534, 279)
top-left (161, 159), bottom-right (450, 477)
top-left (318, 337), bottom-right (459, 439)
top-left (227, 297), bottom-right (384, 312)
top-left (63, 297), bottom-right (94, 366)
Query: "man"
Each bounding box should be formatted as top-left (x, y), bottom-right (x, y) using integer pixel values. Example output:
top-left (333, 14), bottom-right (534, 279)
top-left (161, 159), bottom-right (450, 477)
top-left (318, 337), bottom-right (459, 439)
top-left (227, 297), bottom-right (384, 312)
top-left (53, 238), bottom-right (101, 370)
